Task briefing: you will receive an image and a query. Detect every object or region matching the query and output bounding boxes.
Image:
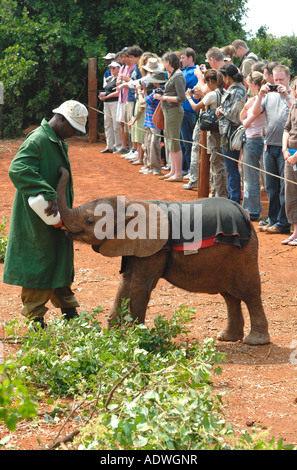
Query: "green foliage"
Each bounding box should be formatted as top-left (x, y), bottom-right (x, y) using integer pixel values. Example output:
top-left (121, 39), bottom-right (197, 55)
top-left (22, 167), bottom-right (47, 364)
top-left (0, 217), bottom-right (8, 263)
top-left (2, 304), bottom-right (295, 450)
top-left (8, 306), bottom-right (207, 397)
top-left (248, 26), bottom-right (297, 77)
top-left (0, 362), bottom-right (38, 431)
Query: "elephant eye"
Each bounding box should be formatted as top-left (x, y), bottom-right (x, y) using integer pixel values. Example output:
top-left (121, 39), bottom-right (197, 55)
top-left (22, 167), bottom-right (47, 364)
top-left (85, 216), bottom-right (95, 226)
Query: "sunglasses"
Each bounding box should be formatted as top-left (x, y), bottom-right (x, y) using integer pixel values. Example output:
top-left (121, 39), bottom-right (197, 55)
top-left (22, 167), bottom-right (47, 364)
top-left (248, 72), bottom-right (262, 83)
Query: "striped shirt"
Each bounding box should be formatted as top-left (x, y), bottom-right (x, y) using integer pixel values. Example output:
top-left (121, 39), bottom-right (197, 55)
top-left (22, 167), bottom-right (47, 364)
top-left (144, 89), bottom-right (163, 128)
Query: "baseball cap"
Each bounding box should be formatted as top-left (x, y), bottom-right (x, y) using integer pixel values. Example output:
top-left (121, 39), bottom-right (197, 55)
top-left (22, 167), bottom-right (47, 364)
top-left (108, 61), bottom-right (121, 68)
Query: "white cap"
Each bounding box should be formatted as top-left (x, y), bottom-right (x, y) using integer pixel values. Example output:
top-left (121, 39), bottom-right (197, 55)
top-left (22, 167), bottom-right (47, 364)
top-left (108, 61), bottom-right (121, 68)
top-left (53, 100), bottom-right (88, 133)
top-left (103, 53), bottom-right (116, 60)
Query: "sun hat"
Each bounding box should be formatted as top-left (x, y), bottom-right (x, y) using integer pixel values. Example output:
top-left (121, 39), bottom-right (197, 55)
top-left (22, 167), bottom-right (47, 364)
top-left (108, 61), bottom-right (121, 68)
top-left (103, 53), bottom-right (116, 60)
top-left (142, 58), bottom-right (163, 73)
top-left (52, 100), bottom-right (88, 134)
top-left (147, 70), bottom-right (167, 84)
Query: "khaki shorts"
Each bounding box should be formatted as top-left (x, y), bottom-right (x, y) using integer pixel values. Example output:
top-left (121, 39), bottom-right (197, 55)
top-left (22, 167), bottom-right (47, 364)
top-left (123, 101), bottom-right (135, 133)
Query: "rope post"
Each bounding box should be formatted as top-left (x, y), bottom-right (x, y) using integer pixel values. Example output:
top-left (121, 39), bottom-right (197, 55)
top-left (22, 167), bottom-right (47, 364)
top-left (197, 130), bottom-right (210, 198)
top-left (88, 58), bottom-right (97, 143)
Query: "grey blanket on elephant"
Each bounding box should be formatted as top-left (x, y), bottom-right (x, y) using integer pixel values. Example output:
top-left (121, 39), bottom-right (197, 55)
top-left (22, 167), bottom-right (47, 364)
top-left (150, 197), bottom-right (251, 251)
top-left (119, 198), bottom-right (251, 275)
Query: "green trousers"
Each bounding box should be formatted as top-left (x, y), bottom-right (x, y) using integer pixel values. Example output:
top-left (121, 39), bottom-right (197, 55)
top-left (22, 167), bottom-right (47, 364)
top-left (21, 286), bottom-right (79, 319)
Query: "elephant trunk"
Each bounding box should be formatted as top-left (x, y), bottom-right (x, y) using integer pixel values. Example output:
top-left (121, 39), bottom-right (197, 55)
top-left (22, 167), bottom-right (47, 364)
top-left (56, 167), bottom-right (81, 233)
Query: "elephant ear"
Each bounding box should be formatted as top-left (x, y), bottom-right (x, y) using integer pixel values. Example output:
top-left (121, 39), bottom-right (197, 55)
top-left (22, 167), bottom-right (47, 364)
top-left (98, 200), bottom-right (169, 258)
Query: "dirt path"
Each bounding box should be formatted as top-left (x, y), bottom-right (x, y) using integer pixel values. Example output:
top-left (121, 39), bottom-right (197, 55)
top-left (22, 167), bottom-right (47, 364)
top-left (0, 136), bottom-right (297, 449)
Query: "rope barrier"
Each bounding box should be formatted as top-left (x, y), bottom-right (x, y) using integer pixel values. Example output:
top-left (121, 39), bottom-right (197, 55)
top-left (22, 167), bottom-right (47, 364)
top-left (87, 103), bottom-right (297, 187)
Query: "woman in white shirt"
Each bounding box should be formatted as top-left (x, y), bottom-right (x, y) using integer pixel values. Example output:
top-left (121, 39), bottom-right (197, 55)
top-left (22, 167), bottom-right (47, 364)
top-left (240, 71), bottom-right (266, 221)
top-left (186, 69), bottom-right (228, 196)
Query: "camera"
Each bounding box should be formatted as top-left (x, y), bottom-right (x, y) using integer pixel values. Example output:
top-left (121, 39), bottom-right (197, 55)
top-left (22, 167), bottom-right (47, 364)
top-left (154, 87), bottom-right (164, 95)
top-left (269, 84), bottom-right (278, 92)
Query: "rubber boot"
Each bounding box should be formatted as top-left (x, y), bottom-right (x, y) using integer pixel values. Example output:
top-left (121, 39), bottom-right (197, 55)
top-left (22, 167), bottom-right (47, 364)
top-left (31, 317), bottom-right (47, 331)
top-left (61, 307), bottom-right (79, 321)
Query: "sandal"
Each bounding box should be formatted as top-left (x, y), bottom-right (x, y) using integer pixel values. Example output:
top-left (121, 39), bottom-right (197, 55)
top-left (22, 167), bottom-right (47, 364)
top-left (288, 238), bottom-right (297, 246)
top-left (281, 237), bottom-right (294, 245)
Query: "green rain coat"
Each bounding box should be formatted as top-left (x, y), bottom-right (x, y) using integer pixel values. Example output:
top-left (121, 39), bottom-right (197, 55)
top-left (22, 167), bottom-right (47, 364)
top-left (3, 119), bottom-right (75, 289)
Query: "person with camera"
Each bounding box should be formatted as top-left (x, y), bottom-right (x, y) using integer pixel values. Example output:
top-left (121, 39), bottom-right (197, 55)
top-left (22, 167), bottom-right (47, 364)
top-left (239, 71), bottom-right (266, 221)
top-left (179, 48), bottom-right (198, 176)
top-left (136, 70), bottom-right (167, 175)
top-left (154, 52), bottom-right (186, 182)
top-left (185, 69), bottom-right (228, 196)
top-left (216, 64), bottom-right (247, 204)
top-left (253, 64), bottom-right (294, 234)
top-left (99, 61), bottom-right (122, 154)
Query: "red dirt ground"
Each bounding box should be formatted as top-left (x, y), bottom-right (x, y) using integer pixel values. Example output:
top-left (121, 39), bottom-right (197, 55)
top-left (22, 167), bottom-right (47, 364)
top-left (0, 136), bottom-right (297, 450)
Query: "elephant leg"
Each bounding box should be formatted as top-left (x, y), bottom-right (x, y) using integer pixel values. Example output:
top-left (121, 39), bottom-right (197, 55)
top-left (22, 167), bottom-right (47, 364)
top-left (128, 254), bottom-right (168, 324)
top-left (107, 262), bottom-right (133, 328)
top-left (217, 292), bottom-right (244, 342)
top-left (243, 297), bottom-right (270, 345)
top-left (108, 253), bottom-right (168, 328)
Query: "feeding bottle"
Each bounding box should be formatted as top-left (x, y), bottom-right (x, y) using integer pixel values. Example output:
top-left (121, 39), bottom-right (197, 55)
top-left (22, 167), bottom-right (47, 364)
top-left (28, 194), bottom-right (63, 228)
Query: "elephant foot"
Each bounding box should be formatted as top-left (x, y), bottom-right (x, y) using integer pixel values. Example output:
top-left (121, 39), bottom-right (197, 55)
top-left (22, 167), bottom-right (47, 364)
top-left (217, 327), bottom-right (244, 342)
top-left (107, 311), bottom-right (122, 330)
top-left (243, 330), bottom-right (270, 345)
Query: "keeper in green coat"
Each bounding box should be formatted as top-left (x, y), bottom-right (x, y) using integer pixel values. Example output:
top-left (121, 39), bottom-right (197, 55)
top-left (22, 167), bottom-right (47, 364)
top-left (2, 100), bottom-right (88, 329)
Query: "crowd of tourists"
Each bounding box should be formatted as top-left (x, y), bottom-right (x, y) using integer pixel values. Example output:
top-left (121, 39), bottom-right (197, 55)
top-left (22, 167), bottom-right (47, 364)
top-left (99, 41), bottom-right (297, 246)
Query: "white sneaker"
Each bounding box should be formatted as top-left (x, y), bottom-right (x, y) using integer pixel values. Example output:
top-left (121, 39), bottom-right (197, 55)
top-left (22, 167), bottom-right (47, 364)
top-left (139, 168), bottom-right (153, 174)
top-left (126, 154), bottom-right (138, 163)
top-left (182, 180), bottom-right (198, 190)
top-left (125, 150), bottom-right (138, 159)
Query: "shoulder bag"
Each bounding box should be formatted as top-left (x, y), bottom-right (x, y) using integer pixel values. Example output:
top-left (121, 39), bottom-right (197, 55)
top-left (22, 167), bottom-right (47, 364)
top-left (229, 125), bottom-right (246, 151)
top-left (152, 101), bottom-right (164, 130)
top-left (199, 90), bottom-right (221, 132)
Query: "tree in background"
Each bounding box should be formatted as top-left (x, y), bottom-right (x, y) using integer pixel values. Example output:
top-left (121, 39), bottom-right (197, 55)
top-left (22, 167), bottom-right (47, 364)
top-left (0, 0), bottom-right (108, 135)
top-left (8, 0), bottom-right (296, 138)
top-left (248, 26), bottom-right (297, 77)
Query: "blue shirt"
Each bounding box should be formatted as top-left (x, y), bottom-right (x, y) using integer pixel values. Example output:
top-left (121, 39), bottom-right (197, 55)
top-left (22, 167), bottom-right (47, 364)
top-left (104, 69), bottom-right (111, 80)
top-left (182, 65), bottom-right (199, 113)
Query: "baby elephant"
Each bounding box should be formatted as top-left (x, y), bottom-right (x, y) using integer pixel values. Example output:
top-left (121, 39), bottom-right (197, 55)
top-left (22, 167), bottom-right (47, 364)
top-left (57, 167), bottom-right (270, 345)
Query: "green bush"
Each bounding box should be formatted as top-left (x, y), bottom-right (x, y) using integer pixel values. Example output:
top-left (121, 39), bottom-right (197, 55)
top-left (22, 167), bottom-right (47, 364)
top-left (0, 362), bottom-right (38, 432)
top-left (3, 304), bottom-right (295, 450)
top-left (0, 217), bottom-right (8, 263)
